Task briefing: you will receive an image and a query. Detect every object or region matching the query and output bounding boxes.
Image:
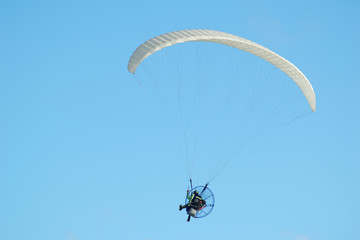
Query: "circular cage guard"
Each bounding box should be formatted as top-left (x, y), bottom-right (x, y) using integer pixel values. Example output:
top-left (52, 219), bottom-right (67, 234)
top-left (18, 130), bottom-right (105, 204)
top-left (185, 186), bottom-right (215, 218)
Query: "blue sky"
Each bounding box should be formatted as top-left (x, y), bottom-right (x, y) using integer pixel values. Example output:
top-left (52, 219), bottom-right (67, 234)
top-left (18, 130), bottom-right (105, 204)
top-left (0, 1), bottom-right (359, 240)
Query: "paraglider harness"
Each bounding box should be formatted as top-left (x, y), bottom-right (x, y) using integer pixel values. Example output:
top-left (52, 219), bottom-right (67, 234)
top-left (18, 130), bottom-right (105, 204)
top-left (179, 180), bottom-right (208, 221)
top-left (186, 190), bottom-right (206, 211)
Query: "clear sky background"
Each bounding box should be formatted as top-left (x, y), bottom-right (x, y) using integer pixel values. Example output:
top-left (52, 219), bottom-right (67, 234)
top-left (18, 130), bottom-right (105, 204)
top-left (0, 1), bottom-right (359, 240)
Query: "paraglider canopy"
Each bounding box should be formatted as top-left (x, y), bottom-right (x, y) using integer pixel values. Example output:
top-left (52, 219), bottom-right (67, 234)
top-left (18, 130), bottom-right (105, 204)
top-left (128, 29), bottom-right (316, 112)
top-left (185, 186), bottom-right (215, 218)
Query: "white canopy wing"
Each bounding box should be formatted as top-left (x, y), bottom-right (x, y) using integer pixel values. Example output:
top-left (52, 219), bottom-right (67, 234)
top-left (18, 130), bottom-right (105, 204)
top-left (128, 29), bottom-right (316, 111)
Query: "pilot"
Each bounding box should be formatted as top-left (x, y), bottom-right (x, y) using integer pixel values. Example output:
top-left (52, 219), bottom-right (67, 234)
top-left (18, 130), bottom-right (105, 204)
top-left (179, 190), bottom-right (206, 222)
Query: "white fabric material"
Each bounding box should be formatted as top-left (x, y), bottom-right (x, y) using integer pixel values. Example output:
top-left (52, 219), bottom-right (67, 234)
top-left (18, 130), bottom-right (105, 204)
top-left (128, 29), bottom-right (316, 111)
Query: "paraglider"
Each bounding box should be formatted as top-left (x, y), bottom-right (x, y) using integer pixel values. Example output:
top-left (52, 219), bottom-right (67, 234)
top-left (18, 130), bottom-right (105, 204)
top-left (128, 29), bottom-right (316, 221)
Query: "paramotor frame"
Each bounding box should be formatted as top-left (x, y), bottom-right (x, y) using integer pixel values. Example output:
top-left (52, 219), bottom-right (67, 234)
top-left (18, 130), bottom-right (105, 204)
top-left (185, 186), bottom-right (215, 218)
